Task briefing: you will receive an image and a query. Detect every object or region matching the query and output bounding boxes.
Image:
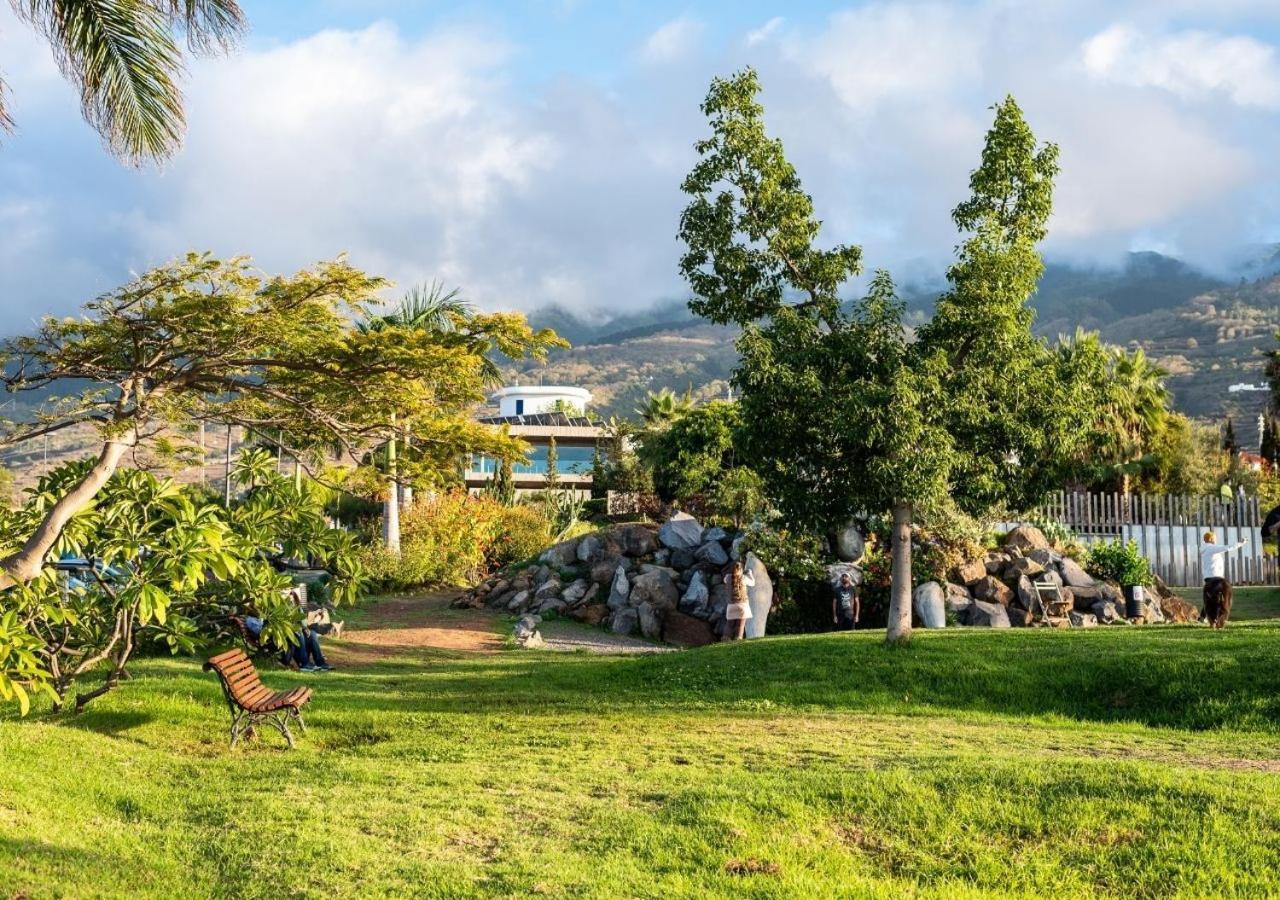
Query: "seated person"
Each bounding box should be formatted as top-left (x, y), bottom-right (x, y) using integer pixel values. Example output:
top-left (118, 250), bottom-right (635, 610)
top-left (243, 615), bottom-right (332, 671)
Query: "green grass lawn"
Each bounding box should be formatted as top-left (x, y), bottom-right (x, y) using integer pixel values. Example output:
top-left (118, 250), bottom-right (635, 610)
top-left (1174, 585), bottom-right (1280, 622)
top-left (3, 599), bottom-right (1280, 898)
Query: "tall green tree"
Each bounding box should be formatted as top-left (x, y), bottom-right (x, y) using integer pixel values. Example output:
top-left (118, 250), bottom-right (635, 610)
top-left (2, 0), bottom-right (246, 164)
top-left (680, 71), bottom-right (1078, 643)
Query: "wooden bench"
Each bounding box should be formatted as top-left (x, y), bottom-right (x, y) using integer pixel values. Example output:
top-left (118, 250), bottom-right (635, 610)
top-left (204, 648), bottom-right (312, 748)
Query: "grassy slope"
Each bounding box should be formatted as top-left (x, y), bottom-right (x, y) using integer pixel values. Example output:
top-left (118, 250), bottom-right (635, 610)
top-left (2, 602), bottom-right (1280, 898)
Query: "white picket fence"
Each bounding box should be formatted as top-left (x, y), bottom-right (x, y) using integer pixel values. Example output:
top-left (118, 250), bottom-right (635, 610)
top-left (1010, 491), bottom-right (1274, 587)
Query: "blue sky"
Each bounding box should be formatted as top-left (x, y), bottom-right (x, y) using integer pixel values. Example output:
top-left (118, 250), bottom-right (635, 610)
top-left (3, 1), bottom-right (1280, 332)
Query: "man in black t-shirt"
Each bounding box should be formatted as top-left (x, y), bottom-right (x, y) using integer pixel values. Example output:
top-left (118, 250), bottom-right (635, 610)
top-left (833, 572), bottom-right (859, 631)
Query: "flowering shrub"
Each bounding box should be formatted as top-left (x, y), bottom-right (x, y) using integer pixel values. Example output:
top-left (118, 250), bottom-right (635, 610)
top-left (361, 492), bottom-right (552, 589)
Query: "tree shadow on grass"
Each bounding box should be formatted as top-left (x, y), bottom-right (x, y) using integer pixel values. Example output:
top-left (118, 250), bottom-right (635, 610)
top-left (58, 709), bottom-right (155, 736)
top-left (292, 624), bottom-right (1280, 733)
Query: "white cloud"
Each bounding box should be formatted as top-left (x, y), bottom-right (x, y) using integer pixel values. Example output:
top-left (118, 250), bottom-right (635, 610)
top-left (745, 17), bottom-right (784, 48)
top-left (640, 16), bottom-right (704, 64)
top-left (1082, 24), bottom-right (1280, 108)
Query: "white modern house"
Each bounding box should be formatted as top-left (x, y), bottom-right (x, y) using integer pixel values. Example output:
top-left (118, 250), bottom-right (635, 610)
top-left (466, 384), bottom-right (602, 497)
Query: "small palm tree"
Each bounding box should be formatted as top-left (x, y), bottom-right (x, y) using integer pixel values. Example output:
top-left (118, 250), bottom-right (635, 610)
top-left (635, 387), bottom-right (694, 428)
top-left (2, 1), bottom-right (246, 164)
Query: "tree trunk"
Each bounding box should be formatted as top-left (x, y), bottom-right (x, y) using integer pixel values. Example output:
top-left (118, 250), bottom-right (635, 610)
top-left (383, 429), bottom-right (400, 555)
top-left (401, 429), bottom-right (413, 507)
top-left (0, 439), bottom-right (131, 590)
top-left (886, 500), bottom-right (913, 644)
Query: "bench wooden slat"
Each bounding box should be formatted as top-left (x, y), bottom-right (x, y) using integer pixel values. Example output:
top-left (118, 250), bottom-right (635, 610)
top-left (208, 648), bottom-right (246, 666)
top-left (237, 685), bottom-right (274, 709)
top-left (205, 646), bottom-right (311, 748)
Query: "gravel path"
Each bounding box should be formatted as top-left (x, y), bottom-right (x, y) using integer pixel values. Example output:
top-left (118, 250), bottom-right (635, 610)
top-left (537, 619), bottom-right (675, 654)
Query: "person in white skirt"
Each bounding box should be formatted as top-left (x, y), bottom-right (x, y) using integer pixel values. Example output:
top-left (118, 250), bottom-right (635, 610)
top-left (725, 560), bottom-right (755, 640)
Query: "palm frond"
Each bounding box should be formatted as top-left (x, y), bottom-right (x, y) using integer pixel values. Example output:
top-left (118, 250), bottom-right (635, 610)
top-left (0, 74), bottom-right (12, 133)
top-left (160, 0), bottom-right (245, 52)
top-left (15, 0), bottom-right (185, 163)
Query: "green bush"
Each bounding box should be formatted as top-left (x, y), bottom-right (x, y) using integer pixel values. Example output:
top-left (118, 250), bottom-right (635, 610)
top-left (361, 492), bottom-right (552, 589)
top-left (1085, 539), bottom-right (1152, 585)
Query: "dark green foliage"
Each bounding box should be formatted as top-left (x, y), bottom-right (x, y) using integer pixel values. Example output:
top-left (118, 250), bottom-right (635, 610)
top-left (640, 400), bottom-right (741, 502)
top-left (1085, 539), bottom-right (1152, 586)
top-left (1223, 417), bottom-right (1239, 456)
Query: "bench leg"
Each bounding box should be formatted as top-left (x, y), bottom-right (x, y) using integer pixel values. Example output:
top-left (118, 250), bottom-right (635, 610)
top-left (290, 707), bottom-right (306, 734)
top-left (262, 710), bottom-right (296, 749)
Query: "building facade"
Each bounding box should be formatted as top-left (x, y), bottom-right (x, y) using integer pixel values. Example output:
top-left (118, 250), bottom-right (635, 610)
top-left (465, 385), bottom-right (602, 497)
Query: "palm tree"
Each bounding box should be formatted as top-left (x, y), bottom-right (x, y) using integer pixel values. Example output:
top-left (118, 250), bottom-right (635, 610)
top-left (1, 0), bottom-right (245, 164)
top-left (360, 282), bottom-right (500, 551)
top-left (635, 387), bottom-right (694, 429)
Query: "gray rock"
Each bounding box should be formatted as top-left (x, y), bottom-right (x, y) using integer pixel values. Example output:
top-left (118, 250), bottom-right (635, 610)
top-left (576, 535), bottom-right (602, 564)
top-left (561, 578), bottom-right (590, 605)
top-left (1029, 548), bottom-right (1063, 568)
top-left (513, 614), bottom-right (542, 644)
top-left (654, 548), bottom-right (671, 566)
top-left (1091, 600), bottom-right (1122, 624)
top-left (1068, 610), bottom-right (1098, 628)
top-left (533, 564), bottom-right (552, 586)
top-left (1098, 582), bottom-right (1123, 605)
top-left (1038, 569), bottom-right (1064, 588)
top-left (1014, 574), bottom-right (1038, 610)
top-left (965, 600), bottom-right (1010, 628)
top-left (507, 590), bottom-right (531, 612)
top-left (1069, 584), bottom-right (1103, 610)
top-left (533, 578), bottom-right (562, 601)
top-left (539, 538), bottom-right (580, 568)
top-left (833, 521), bottom-right (866, 562)
top-left (710, 582), bottom-right (730, 618)
top-left (743, 552), bottom-right (773, 638)
top-left (630, 569), bottom-right (680, 611)
top-left (1004, 525), bottom-right (1050, 552)
top-left (826, 563), bottom-right (862, 591)
top-left (1059, 557), bottom-right (1095, 588)
top-left (658, 512), bottom-right (704, 551)
top-left (637, 601), bottom-right (662, 639)
top-left (695, 540), bottom-right (729, 567)
top-left (729, 536), bottom-right (746, 561)
top-left (944, 583), bottom-right (973, 619)
top-left (702, 526), bottom-right (729, 544)
top-left (638, 564), bottom-right (680, 580)
top-left (609, 524), bottom-right (658, 558)
top-left (679, 570), bottom-right (710, 617)
top-left (913, 581), bottom-right (946, 628)
top-left (669, 548), bottom-right (695, 570)
top-left (607, 566), bottom-right (630, 610)
top-left (537, 597), bottom-right (567, 615)
top-left (610, 608), bottom-right (638, 635)
top-left (590, 555), bottom-right (624, 585)
top-left (580, 582), bottom-right (600, 606)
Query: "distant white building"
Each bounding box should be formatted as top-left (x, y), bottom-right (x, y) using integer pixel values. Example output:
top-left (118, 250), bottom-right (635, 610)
top-left (493, 385), bottom-right (592, 418)
top-left (1228, 383), bottom-right (1268, 393)
top-left (466, 384), bottom-right (601, 498)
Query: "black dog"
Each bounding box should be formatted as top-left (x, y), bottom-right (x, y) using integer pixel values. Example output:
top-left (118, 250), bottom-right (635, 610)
top-left (1202, 577), bottom-right (1233, 629)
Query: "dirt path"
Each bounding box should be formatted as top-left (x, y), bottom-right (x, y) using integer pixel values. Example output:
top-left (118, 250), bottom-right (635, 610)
top-left (329, 592), bottom-right (504, 662)
top-left (327, 590), bottom-right (673, 662)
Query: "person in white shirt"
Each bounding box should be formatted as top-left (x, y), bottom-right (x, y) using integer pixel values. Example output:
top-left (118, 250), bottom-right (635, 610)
top-left (1200, 531), bottom-right (1244, 629)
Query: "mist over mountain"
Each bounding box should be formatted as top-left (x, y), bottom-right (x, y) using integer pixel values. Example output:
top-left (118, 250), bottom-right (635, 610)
top-left (517, 249), bottom-right (1280, 440)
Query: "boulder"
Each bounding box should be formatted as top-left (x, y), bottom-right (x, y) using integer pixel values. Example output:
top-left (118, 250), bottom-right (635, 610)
top-left (954, 559), bottom-right (988, 586)
top-left (1091, 600), bottom-right (1122, 624)
top-left (1144, 593), bottom-right (1166, 624)
top-left (695, 540), bottom-right (729, 567)
top-left (590, 555), bottom-right (624, 585)
top-left (826, 563), bottom-right (862, 591)
top-left (533, 578), bottom-right (562, 602)
top-left (654, 549), bottom-right (670, 566)
top-left (1069, 584), bottom-right (1103, 611)
top-left (944, 583), bottom-right (973, 619)
top-left (729, 536), bottom-right (746, 561)
top-left (913, 582), bottom-right (946, 628)
top-left (1008, 605), bottom-right (1033, 627)
top-left (513, 614), bottom-right (543, 647)
top-left (1059, 557), bottom-right (1095, 588)
top-left (561, 579), bottom-right (590, 605)
top-left (658, 513), bottom-right (703, 551)
top-left (709, 582), bottom-right (731, 619)
top-left (576, 535), bottom-right (603, 564)
top-left (507, 590), bottom-right (531, 613)
top-left (539, 538), bottom-right (580, 568)
top-left (1160, 593), bottom-right (1200, 623)
top-left (1013, 574), bottom-right (1038, 610)
top-left (669, 548), bottom-right (695, 570)
top-left (610, 608), bottom-right (639, 635)
top-left (607, 567), bottom-right (630, 610)
top-left (569, 603), bottom-right (609, 626)
top-left (965, 600), bottom-right (1011, 628)
top-left (532, 565), bottom-right (552, 586)
top-left (1044, 587), bottom-right (1073, 618)
top-left (702, 526), bottom-right (729, 544)
top-left (1098, 582), bottom-right (1123, 606)
top-left (663, 610), bottom-right (717, 646)
top-left (630, 570), bottom-right (680, 611)
top-left (679, 571), bottom-right (711, 617)
top-left (1005, 557), bottom-right (1045, 579)
top-left (743, 552), bottom-right (774, 638)
top-left (1068, 610), bottom-right (1097, 628)
top-left (1028, 548), bottom-right (1062, 568)
top-left (510, 575), bottom-right (531, 592)
top-left (637, 601), bottom-right (663, 640)
top-left (537, 597), bottom-right (567, 616)
top-left (972, 576), bottom-right (1013, 606)
top-left (580, 583), bottom-right (600, 606)
top-left (1004, 525), bottom-right (1050, 553)
top-left (612, 524), bottom-right (658, 558)
top-left (833, 521), bottom-right (866, 562)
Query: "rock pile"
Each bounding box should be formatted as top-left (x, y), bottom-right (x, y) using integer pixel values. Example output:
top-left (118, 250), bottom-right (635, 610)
top-left (455, 513), bottom-right (773, 646)
top-left (919, 525), bottom-right (1196, 628)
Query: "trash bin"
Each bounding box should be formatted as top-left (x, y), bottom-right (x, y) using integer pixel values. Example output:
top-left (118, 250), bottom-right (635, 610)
top-left (1124, 584), bottom-right (1146, 619)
